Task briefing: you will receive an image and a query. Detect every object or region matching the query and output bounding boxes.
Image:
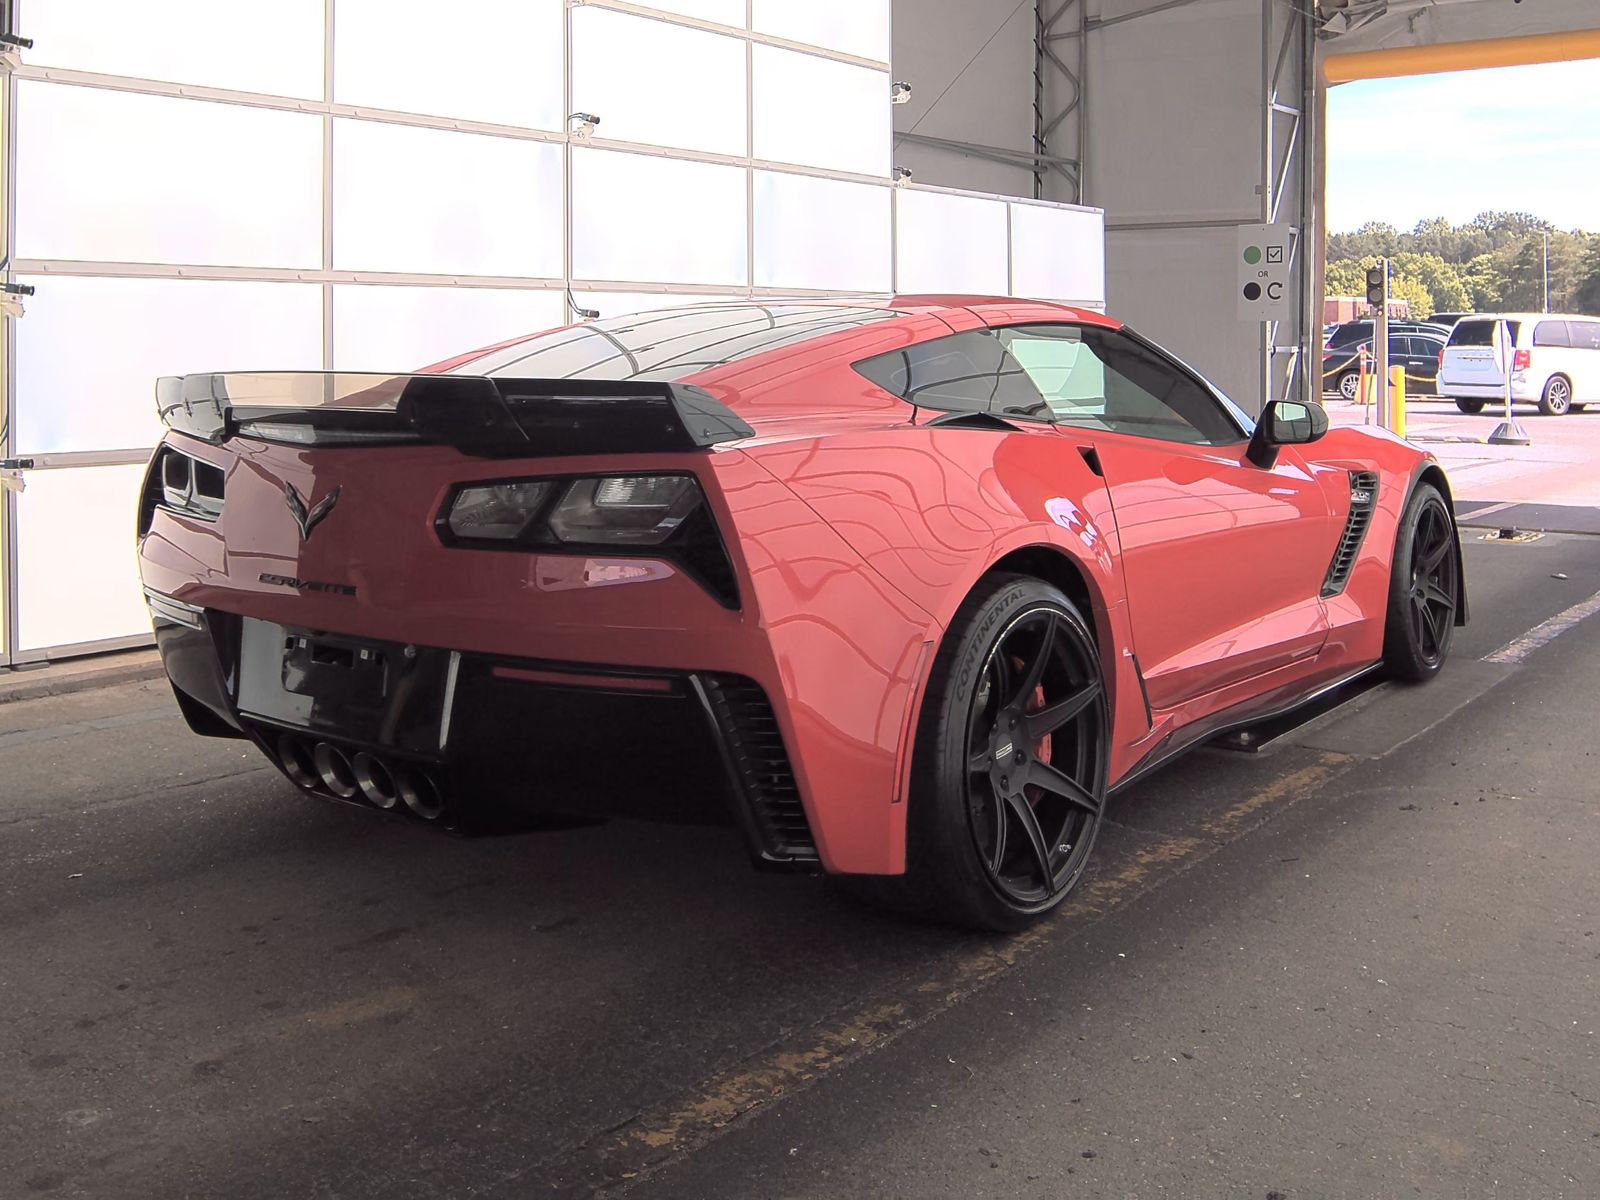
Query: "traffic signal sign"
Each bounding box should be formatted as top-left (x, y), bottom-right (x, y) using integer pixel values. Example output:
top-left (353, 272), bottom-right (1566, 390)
top-left (1365, 264), bottom-right (1386, 308)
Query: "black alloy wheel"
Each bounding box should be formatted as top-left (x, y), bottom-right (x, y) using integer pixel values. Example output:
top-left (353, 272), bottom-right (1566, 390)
top-left (964, 606), bottom-right (1105, 910)
top-left (849, 575), bottom-right (1109, 931)
top-left (1338, 371), bottom-right (1361, 401)
top-left (1383, 482), bottom-right (1460, 681)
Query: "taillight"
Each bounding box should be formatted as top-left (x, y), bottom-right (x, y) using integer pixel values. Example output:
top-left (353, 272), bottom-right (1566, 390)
top-left (141, 445), bottom-right (224, 535)
top-left (438, 472), bottom-right (738, 607)
top-left (1513, 348), bottom-right (1532, 372)
top-left (1438, 349), bottom-right (1445, 371)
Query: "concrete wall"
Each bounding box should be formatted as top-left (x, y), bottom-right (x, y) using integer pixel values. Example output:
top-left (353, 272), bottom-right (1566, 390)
top-left (890, 0), bottom-right (1037, 198)
top-left (1085, 0), bottom-right (1299, 410)
top-left (893, 0), bottom-right (1308, 412)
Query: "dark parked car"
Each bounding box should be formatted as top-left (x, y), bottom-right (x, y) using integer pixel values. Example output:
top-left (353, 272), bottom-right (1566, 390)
top-left (1428, 312), bottom-right (1471, 328)
top-left (1324, 330), bottom-right (1448, 400)
top-left (1325, 319), bottom-right (1453, 350)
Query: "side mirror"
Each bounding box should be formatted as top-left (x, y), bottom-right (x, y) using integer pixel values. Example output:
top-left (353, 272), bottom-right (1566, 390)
top-left (1247, 399), bottom-right (1329, 468)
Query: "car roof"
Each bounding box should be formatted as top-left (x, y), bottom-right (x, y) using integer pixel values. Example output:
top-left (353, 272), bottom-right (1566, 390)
top-left (1456, 312), bottom-right (1598, 322)
top-left (426, 296), bottom-right (1120, 380)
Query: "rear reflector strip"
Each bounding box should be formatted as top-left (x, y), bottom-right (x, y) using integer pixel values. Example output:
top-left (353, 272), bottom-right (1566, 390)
top-left (489, 665), bottom-right (678, 693)
top-left (144, 588), bottom-right (204, 630)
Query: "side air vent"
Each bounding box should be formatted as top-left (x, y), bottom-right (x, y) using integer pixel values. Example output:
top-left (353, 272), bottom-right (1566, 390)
top-left (698, 674), bottom-right (818, 864)
top-left (1322, 470), bottom-right (1379, 598)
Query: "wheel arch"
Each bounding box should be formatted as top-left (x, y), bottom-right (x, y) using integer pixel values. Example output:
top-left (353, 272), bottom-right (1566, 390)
top-left (1406, 461), bottom-right (1469, 627)
top-left (919, 539), bottom-right (1124, 739)
top-left (895, 538), bottom-right (1126, 812)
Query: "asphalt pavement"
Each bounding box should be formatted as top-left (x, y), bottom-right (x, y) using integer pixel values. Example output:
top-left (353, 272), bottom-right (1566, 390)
top-left (3, 530), bottom-right (1599, 1198)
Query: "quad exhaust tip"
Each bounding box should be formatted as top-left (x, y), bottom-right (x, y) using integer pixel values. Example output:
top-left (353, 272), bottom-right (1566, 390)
top-left (352, 751), bottom-right (401, 810)
top-left (274, 734), bottom-right (446, 821)
top-left (277, 735), bottom-right (320, 791)
top-left (395, 763), bottom-right (445, 821)
top-left (312, 742), bottom-right (359, 799)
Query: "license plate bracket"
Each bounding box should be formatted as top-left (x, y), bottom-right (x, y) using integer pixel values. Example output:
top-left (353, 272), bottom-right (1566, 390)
top-left (236, 618), bottom-right (452, 757)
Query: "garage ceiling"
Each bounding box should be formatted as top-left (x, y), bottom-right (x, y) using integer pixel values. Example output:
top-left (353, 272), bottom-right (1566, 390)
top-left (1319, 0), bottom-right (1600, 51)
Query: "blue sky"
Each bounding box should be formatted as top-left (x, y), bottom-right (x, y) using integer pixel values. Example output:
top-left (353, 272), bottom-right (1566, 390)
top-left (1326, 58), bottom-right (1600, 234)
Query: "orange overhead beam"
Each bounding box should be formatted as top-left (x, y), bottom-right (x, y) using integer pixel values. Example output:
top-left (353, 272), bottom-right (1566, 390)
top-left (1324, 28), bottom-right (1600, 83)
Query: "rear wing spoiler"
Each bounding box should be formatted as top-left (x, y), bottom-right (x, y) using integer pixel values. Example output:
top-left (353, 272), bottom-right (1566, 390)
top-left (154, 372), bottom-right (755, 457)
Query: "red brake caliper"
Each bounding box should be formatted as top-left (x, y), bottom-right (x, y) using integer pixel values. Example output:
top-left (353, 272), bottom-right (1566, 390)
top-left (1011, 656), bottom-right (1052, 806)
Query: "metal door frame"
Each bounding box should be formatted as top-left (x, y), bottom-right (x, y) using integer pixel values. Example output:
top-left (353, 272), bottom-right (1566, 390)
top-left (2, 5), bottom-right (18, 667)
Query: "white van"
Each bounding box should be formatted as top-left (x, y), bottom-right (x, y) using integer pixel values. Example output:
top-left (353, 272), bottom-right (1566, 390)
top-left (1437, 313), bottom-right (1600, 416)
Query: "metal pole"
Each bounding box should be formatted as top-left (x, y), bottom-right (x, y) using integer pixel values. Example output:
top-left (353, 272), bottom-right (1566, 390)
top-left (1259, 0), bottom-right (1272, 414)
top-left (1, 24), bottom-right (17, 667)
top-left (1373, 257), bottom-right (1389, 429)
top-left (1033, 0), bottom-right (1045, 200)
top-left (1543, 231), bottom-right (1549, 313)
top-left (1488, 315), bottom-right (1531, 445)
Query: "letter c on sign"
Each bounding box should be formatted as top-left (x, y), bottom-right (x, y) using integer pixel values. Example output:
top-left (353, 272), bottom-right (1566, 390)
top-left (1266, 281), bottom-right (1284, 301)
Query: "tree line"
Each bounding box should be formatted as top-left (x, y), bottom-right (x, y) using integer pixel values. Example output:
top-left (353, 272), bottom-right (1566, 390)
top-left (1325, 212), bottom-right (1600, 319)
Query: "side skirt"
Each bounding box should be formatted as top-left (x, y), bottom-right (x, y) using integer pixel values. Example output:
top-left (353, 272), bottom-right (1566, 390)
top-left (1108, 662), bottom-right (1382, 796)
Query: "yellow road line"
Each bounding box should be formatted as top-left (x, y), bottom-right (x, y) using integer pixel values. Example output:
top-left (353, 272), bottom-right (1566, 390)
top-left (541, 751), bottom-right (1360, 1194)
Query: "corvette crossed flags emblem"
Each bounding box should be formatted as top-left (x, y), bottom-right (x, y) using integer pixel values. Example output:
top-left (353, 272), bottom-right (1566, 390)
top-left (284, 482), bottom-right (342, 542)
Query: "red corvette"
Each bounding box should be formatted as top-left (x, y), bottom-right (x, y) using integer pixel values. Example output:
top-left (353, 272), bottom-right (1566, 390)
top-left (138, 297), bottom-right (1464, 929)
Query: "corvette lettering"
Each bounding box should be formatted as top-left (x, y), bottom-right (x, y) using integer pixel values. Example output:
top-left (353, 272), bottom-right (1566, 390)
top-left (258, 573), bottom-right (357, 597)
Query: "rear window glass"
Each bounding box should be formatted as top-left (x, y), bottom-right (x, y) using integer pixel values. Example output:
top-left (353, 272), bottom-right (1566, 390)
top-left (1450, 319), bottom-right (1519, 347)
top-left (1571, 322), bottom-right (1600, 351)
top-left (1534, 321), bottom-right (1571, 348)
top-left (854, 329), bottom-right (1048, 416)
top-left (443, 303), bottom-right (896, 381)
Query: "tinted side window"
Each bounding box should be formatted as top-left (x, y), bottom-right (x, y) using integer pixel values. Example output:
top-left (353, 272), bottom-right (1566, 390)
top-left (1534, 321), bottom-right (1571, 348)
top-left (1571, 321), bottom-right (1600, 351)
top-left (853, 330), bottom-right (1049, 417)
top-left (998, 324), bottom-right (1243, 445)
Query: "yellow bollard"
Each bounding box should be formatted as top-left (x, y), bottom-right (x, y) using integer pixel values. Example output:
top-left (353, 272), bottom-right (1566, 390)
top-left (1388, 365), bottom-right (1406, 437)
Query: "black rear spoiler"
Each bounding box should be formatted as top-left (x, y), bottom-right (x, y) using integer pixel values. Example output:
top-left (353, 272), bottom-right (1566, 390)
top-left (154, 372), bottom-right (755, 458)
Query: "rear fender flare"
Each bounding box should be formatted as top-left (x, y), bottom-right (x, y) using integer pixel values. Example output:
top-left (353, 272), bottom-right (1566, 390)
top-left (1403, 460), bottom-right (1469, 627)
top-left (895, 532), bottom-right (1126, 806)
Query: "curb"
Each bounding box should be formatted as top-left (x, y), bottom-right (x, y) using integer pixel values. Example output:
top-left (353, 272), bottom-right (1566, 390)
top-left (0, 652), bottom-right (166, 706)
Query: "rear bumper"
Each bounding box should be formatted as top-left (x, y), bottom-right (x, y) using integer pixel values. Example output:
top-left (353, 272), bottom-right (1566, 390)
top-left (1438, 379), bottom-right (1535, 401)
top-left (148, 595), bottom-right (820, 870)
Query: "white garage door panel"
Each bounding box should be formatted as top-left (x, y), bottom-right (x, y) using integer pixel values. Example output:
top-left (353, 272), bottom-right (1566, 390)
top-left (895, 190), bottom-right (1010, 295)
top-left (15, 83), bottom-right (323, 268)
top-left (333, 286), bottom-right (566, 372)
top-left (752, 0), bottom-right (892, 61)
top-left (754, 173), bottom-right (892, 292)
top-left (633, 0), bottom-right (747, 27)
top-left (572, 150), bottom-right (748, 286)
top-left (571, 8), bottom-right (747, 156)
top-left (17, 465), bottom-right (151, 652)
top-left (751, 46), bottom-right (890, 177)
top-left (331, 121), bottom-right (564, 278)
top-left (22, 0), bottom-right (325, 98)
top-left (14, 276), bottom-right (323, 456)
top-left (1010, 204), bottom-right (1106, 307)
top-left (572, 292), bottom-right (730, 321)
top-left (334, 0), bottom-right (564, 130)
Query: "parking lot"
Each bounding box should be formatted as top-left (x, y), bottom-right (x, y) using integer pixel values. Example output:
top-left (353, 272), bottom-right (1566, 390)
top-left (5, 403), bottom-right (1600, 1198)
